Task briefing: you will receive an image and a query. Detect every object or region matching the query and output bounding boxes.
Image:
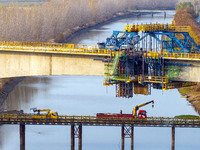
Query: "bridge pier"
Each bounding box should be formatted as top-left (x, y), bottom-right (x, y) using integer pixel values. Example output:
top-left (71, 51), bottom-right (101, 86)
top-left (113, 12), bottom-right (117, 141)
top-left (20, 124), bottom-right (25, 150)
top-left (172, 126), bottom-right (175, 150)
top-left (78, 124), bottom-right (82, 150)
top-left (121, 125), bottom-right (124, 150)
top-left (71, 124), bottom-right (75, 150)
top-left (121, 124), bottom-right (134, 150)
top-left (71, 124), bottom-right (82, 150)
top-left (164, 12), bottom-right (166, 18)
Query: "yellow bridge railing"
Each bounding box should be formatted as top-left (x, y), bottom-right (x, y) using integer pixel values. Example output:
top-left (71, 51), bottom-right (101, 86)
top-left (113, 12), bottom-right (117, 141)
top-left (0, 41), bottom-right (112, 56)
top-left (147, 51), bottom-right (200, 60)
top-left (138, 75), bottom-right (168, 84)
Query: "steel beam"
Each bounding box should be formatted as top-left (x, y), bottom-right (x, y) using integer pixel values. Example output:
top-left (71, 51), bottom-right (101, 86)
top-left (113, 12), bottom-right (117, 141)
top-left (71, 124), bottom-right (82, 150)
top-left (71, 124), bottom-right (75, 150)
top-left (121, 124), bottom-right (125, 150)
top-left (131, 125), bottom-right (134, 150)
top-left (172, 126), bottom-right (175, 150)
top-left (79, 124), bottom-right (82, 150)
top-left (20, 124), bottom-right (25, 150)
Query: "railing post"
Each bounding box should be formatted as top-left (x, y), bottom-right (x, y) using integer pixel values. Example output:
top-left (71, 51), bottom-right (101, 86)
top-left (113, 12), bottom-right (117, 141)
top-left (20, 124), bottom-right (25, 150)
top-left (172, 126), bottom-right (175, 150)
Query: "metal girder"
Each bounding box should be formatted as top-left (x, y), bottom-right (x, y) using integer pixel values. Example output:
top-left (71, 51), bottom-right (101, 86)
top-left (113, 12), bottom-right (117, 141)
top-left (104, 31), bottom-right (135, 50)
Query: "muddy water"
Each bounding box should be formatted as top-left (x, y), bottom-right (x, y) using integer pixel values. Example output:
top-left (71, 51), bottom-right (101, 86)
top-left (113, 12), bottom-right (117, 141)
top-left (0, 12), bottom-right (200, 150)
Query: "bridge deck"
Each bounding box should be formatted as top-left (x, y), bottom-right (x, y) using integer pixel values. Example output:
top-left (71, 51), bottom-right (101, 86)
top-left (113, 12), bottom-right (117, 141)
top-left (129, 10), bottom-right (175, 13)
top-left (1, 41), bottom-right (200, 60)
top-left (0, 114), bottom-right (200, 128)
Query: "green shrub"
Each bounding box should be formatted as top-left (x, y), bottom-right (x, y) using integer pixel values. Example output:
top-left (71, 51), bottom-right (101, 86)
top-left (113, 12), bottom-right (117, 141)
top-left (175, 115), bottom-right (200, 119)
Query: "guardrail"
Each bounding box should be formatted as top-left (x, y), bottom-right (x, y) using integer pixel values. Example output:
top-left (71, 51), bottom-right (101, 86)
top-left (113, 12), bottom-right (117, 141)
top-left (138, 75), bottom-right (168, 84)
top-left (0, 41), bottom-right (112, 56)
top-left (147, 51), bottom-right (200, 60)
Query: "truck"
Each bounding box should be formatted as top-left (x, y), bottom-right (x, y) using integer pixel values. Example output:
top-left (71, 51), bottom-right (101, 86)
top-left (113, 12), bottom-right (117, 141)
top-left (96, 100), bottom-right (154, 119)
top-left (31, 108), bottom-right (58, 119)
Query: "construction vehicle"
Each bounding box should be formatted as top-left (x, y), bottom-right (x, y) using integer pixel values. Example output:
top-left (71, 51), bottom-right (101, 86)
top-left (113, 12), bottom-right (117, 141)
top-left (31, 108), bottom-right (58, 119)
top-left (133, 100), bottom-right (154, 119)
top-left (96, 100), bottom-right (154, 119)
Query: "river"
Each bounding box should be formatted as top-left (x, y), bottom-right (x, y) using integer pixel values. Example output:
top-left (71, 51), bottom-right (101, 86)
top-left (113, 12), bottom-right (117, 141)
top-left (0, 12), bottom-right (200, 150)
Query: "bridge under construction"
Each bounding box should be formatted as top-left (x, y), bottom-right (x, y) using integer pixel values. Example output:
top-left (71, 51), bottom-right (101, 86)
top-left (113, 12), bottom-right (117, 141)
top-left (0, 22), bottom-right (200, 97)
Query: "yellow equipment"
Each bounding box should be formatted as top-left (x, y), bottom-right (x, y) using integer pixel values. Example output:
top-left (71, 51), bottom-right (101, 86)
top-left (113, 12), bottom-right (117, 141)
top-left (133, 100), bottom-right (154, 118)
top-left (32, 109), bottom-right (58, 119)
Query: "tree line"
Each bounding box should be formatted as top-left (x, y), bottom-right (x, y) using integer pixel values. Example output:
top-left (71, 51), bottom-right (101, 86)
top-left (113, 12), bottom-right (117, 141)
top-left (0, 0), bottom-right (177, 42)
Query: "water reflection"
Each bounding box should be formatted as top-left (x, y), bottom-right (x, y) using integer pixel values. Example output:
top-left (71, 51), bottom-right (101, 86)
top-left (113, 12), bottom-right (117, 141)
top-left (0, 76), bottom-right (199, 150)
top-left (2, 77), bottom-right (51, 112)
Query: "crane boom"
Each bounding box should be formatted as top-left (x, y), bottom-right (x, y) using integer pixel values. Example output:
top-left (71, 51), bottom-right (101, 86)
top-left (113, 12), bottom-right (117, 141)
top-left (33, 109), bottom-right (50, 113)
top-left (133, 100), bottom-right (154, 117)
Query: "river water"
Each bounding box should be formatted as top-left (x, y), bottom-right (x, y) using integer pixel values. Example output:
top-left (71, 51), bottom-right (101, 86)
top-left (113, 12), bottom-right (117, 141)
top-left (0, 12), bottom-right (200, 150)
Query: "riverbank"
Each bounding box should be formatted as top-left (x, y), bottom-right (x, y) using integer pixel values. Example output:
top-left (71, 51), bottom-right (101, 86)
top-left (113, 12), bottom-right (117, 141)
top-left (50, 11), bottom-right (149, 43)
top-left (178, 84), bottom-right (200, 114)
top-left (174, 7), bottom-right (200, 114)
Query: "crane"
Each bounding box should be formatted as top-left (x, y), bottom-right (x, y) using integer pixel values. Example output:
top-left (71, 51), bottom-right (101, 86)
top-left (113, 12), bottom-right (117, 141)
top-left (31, 108), bottom-right (58, 119)
top-left (133, 100), bottom-right (154, 118)
top-left (96, 100), bottom-right (154, 119)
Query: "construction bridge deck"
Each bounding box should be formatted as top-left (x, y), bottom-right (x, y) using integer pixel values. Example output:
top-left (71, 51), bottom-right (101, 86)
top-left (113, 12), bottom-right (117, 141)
top-left (0, 41), bottom-right (112, 57)
top-left (1, 41), bottom-right (200, 61)
top-left (1, 114), bottom-right (200, 128)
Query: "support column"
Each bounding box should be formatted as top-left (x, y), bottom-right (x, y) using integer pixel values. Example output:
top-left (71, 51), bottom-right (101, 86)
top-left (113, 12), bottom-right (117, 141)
top-left (78, 124), bottom-right (82, 150)
top-left (71, 124), bottom-right (82, 150)
top-left (131, 125), bottom-right (134, 150)
top-left (172, 126), bottom-right (175, 150)
top-left (164, 12), bottom-right (166, 18)
top-left (121, 124), bottom-right (125, 150)
top-left (20, 124), bottom-right (25, 150)
top-left (121, 125), bottom-right (134, 150)
top-left (71, 124), bottom-right (75, 150)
